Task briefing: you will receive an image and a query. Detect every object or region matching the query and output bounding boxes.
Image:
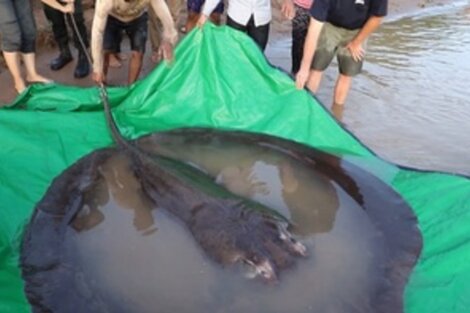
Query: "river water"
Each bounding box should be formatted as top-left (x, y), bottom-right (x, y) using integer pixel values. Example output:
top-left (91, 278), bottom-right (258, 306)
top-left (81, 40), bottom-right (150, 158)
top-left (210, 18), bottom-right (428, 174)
top-left (268, 4), bottom-right (470, 175)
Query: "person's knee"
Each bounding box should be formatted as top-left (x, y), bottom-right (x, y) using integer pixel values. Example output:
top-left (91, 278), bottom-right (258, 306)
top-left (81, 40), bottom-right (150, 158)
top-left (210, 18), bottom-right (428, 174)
top-left (21, 29), bottom-right (37, 53)
top-left (306, 70), bottom-right (323, 92)
top-left (17, 11), bottom-right (37, 53)
top-left (1, 36), bottom-right (21, 52)
top-left (0, 16), bottom-right (22, 51)
top-left (337, 73), bottom-right (352, 82)
top-left (338, 53), bottom-right (363, 76)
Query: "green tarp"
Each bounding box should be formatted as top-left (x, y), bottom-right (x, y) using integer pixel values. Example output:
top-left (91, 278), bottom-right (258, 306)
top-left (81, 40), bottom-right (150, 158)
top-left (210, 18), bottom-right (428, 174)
top-left (1, 25), bottom-right (469, 313)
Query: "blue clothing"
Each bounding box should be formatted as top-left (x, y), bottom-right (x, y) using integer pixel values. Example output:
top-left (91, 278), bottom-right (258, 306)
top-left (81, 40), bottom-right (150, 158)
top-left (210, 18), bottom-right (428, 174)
top-left (309, 0), bottom-right (387, 30)
top-left (0, 0), bottom-right (36, 53)
top-left (188, 0), bottom-right (224, 14)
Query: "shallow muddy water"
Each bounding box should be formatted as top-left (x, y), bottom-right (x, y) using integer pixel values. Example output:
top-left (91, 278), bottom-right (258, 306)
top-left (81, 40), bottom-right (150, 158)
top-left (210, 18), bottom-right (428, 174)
top-left (68, 151), bottom-right (384, 313)
top-left (268, 4), bottom-right (470, 175)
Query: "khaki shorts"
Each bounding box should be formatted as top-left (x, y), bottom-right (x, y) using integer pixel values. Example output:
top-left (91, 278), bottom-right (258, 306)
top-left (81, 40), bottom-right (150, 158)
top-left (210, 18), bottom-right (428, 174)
top-left (312, 22), bottom-right (367, 76)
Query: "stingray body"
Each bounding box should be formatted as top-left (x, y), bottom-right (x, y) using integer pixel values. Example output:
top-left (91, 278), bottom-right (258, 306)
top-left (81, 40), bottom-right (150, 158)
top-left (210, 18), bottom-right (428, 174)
top-left (20, 97), bottom-right (422, 312)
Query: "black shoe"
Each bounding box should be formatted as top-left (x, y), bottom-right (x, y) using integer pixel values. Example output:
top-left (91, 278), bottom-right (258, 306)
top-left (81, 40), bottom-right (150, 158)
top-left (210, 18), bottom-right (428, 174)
top-left (74, 52), bottom-right (90, 79)
top-left (50, 52), bottom-right (73, 71)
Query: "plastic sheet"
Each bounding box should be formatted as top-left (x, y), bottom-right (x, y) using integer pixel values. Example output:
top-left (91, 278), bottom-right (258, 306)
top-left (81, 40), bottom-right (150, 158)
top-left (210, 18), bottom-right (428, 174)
top-left (1, 25), bottom-right (469, 313)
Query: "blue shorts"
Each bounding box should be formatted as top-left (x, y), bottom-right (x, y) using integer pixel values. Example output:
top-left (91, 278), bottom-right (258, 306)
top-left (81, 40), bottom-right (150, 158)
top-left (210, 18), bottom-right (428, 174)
top-left (187, 0), bottom-right (224, 14)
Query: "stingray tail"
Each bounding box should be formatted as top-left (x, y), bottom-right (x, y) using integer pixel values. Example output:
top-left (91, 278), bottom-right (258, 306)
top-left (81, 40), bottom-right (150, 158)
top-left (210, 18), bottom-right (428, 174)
top-left (69, 11), bottom-right (132, 151)
top-left (99, 86), bottom-right (134, 150)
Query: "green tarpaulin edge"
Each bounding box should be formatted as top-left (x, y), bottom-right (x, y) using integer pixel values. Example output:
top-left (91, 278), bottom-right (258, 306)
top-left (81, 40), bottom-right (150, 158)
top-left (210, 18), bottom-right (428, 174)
top-left (1, 25), bottom-right (469, 313)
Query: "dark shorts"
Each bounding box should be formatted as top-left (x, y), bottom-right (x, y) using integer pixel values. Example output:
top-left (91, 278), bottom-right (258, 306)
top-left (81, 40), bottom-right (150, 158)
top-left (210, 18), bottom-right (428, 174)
top-left (227, 15), bottom-right (269, 52)
top-left (187, 0), bottom-right (224, 14)
top-left (103, 13), bottom-right (148, 53)
top-left (312, 22), bottom-right (367, 77)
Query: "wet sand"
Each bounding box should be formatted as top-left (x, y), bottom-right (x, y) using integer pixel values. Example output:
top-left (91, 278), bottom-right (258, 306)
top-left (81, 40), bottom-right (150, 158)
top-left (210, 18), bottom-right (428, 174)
top-left (0, 0), bottom-right (456, 105)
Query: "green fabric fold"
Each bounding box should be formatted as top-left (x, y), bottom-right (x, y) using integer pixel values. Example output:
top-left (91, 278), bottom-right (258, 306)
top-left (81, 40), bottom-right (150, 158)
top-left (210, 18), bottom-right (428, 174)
top-left (1, 24), bottom-right (469, 313)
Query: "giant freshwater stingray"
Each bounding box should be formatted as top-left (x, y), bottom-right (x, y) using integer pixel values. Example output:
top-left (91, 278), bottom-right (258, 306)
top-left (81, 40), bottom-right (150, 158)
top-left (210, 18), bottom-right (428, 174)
top-left (20, 91), bottom-right (422, 312)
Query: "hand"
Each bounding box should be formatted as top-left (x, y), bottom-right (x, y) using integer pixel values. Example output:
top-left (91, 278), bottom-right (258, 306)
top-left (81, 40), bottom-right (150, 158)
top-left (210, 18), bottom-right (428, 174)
top-left (92, 72), bottom-right (105, 85)
top-left (295, 66), bottom-right (310, 90)
top-left (197, 14), bottom-right (208, 28)
top-left (346, 40), bottom-right (365, 62)
top-left (61, 2), bottom-right (75, 13)
top-left (281, 0), bottom-right (295, 20)
top-left (158, 41), bottom-right (174, 62)
top-left (189, 202), bottom-right (307, 282)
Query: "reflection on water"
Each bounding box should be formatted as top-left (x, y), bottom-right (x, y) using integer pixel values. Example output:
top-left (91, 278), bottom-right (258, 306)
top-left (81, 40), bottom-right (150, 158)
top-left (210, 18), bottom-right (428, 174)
top-left (22, 129), bottom-right (421, 313)
top-left (21, 129), bottom-right (421, 313)
top-left (342, 6), bottom-right (470, 174)
top-left (268, 5), bottom-right (470, 174)
top-left (66, 139), bottom-right (385, 313)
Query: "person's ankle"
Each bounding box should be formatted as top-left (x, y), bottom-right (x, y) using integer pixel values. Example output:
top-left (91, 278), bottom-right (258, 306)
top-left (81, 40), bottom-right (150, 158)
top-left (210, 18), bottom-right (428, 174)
top-left (26, 73), bottom-right (52, 83)
top-left (14, 79), bottom-right (26, 94)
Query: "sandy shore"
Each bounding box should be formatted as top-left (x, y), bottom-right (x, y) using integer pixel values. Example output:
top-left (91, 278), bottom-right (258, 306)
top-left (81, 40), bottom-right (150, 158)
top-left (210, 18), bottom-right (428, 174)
top-left (0, 0), bottom-right (459, 104)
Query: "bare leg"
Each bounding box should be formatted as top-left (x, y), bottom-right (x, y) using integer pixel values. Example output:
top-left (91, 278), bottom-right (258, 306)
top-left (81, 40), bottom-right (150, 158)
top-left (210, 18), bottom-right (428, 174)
top-left (185, 12), bottom-right (199, 33)
top-left (306, 70), bottom-right (323, 93)
top-left (22, 53), bottom-right (51, 84)
top-left (128, 51), bottom-right (143, 84)
top-left (103, 52), bottom-right (111, 84)
top-left (331, 102), bottom-right (345, 121)
top-left (209, 12), bottom-right (222, 25)
top-left (333, 74), bottom-right (352, 106)
top-left (109, 53), bottom-right (123, 68)
top-left (2, 51), bottom-right (26, 93)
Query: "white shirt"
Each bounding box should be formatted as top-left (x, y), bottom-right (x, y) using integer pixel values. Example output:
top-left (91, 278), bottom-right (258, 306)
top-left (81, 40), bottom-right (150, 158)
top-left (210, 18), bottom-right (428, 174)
top-left (202, 0), bottom-right (272, 26)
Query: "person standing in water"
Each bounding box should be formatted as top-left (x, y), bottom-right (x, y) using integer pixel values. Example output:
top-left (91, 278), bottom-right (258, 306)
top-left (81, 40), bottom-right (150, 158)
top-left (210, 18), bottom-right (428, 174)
top-left (295, 0), bottom-right (387, 108)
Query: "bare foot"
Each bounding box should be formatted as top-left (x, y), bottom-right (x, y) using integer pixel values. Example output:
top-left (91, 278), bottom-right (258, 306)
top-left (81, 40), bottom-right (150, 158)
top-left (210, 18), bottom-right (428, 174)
top-left (26, 74), bottom-right (52, 84)
top-left (14, 79), bottom-right (26, 94)
top-left (151, 50), bottom-right (162, 63)
top-left (109, 53), bottom-right (127, 68)
top-left (332, 102), bottom-right (345, 121)
top-left (109, 54), bottom-right (122, 68)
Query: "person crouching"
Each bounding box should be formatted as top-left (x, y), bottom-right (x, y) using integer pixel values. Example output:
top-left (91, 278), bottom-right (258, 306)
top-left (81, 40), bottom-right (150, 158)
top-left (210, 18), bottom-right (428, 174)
top-left (91, 0), bottom-right (178, 85)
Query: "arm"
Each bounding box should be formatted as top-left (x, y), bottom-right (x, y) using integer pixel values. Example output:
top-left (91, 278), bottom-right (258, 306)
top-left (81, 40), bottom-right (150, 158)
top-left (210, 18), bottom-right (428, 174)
top-left (346, 16), bottom-right (383, 61)
top-left (280, 0), bottom-right (295, 20)
top-left (149, 0), bottom-right (178, 45)
top-left (295, 18), bottom-right (324, 89)
top-left (91, 0), bottom-right (112, 83)
top-left (40, 0), bottom-right (74, 13)
top-left (197, 0), bottom-right (222, 26)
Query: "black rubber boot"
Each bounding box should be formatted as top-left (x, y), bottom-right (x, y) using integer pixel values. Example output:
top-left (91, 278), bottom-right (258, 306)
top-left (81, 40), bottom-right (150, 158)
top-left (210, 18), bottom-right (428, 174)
top-left (50, 45), bottom-right (73, 71)
top-left (74, 51), bottom-right (90, 79)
